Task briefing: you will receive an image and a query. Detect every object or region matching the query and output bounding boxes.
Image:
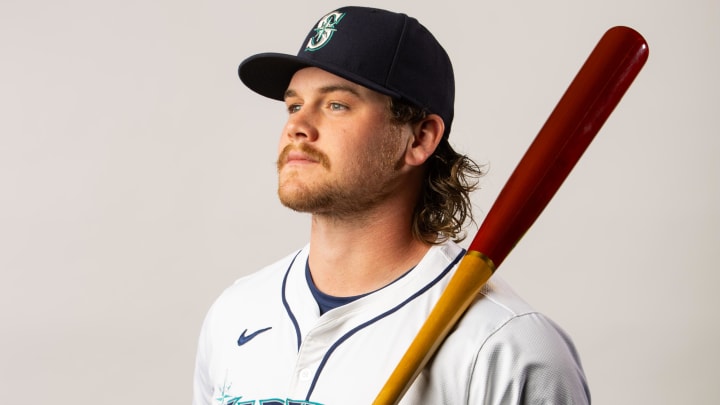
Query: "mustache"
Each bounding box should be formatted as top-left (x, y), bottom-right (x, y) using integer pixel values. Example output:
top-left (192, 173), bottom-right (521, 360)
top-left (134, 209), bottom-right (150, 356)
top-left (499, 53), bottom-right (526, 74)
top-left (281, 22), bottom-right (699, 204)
top-left (277, 143), bottom-right (331, 170)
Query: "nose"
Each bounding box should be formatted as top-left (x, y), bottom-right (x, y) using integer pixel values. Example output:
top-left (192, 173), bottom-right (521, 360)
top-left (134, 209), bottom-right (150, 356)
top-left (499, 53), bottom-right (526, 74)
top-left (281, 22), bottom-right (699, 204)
top-left (284, 108), bottom-right (319, 142)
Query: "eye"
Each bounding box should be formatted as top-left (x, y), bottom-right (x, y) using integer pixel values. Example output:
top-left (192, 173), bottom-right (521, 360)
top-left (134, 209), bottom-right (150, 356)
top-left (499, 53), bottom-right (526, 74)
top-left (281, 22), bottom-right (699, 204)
top-left (287, 104), bottom-right (302, 114)
top-left (328, 102), bottom-right (348, 111)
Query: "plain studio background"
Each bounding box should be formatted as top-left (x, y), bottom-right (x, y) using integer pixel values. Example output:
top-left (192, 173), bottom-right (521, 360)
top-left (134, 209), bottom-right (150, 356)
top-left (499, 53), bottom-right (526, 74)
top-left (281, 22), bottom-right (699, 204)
top-left (1, 0), bottom-right (717, 403)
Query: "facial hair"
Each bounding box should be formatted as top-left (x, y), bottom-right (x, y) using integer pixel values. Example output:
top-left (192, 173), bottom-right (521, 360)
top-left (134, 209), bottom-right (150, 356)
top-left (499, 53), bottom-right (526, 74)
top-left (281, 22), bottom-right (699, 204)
top-left (276, 127), bottom-right (405, 218)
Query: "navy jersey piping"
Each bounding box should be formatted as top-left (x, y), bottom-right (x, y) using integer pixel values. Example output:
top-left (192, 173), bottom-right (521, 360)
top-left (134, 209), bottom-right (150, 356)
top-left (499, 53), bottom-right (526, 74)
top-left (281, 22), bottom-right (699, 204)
top-left (304, 248), bottom-right (466, 401)
top-left (281, 250), bottom-right (304, 351)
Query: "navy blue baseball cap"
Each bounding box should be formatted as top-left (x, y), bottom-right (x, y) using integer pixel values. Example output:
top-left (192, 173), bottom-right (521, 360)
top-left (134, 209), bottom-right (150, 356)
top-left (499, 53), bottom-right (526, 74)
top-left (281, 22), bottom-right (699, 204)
top-left (238, 6), bottom-right (455, 137)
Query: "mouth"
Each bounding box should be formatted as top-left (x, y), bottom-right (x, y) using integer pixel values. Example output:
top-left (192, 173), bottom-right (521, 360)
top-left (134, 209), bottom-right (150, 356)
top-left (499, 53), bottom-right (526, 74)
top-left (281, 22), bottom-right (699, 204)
top-left (285, 150), bottom-right (318, 164)
top-left (278, 144), bottom-right (330, 170)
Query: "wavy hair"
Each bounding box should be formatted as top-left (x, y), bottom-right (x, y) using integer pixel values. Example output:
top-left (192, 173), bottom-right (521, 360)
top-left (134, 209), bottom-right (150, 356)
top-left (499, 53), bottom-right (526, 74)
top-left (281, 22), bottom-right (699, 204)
top-left (389, 98), bottom-right (485, 244)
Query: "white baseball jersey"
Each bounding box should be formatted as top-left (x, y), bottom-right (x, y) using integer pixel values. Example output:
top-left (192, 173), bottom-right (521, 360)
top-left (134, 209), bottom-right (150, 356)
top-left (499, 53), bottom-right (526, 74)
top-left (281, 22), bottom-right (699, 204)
top-left (193, 241), bottom-right (590, 404)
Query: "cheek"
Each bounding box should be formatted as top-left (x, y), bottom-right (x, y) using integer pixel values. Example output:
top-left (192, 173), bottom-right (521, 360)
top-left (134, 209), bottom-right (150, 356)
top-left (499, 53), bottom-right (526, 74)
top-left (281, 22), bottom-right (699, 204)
top-left (356, 126), bottom-right (406, 169)
top-left (374, 123), bottom-right (407, 160)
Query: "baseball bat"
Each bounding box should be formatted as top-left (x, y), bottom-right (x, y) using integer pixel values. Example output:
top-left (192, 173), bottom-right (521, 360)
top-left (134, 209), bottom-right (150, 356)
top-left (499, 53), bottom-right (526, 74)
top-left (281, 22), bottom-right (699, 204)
top-left (373, 26), bottom-right (649, 404)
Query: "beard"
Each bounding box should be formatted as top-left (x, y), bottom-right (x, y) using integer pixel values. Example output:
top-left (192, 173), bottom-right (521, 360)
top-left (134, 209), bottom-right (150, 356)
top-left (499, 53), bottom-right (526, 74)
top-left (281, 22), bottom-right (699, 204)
top-left (276, 129), bottom-right (405, 218)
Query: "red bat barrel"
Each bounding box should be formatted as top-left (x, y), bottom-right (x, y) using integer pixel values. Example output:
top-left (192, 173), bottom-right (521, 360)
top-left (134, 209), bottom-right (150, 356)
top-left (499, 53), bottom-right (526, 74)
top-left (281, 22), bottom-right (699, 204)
top-left (373, 26), bottom-right (649, 404)
top-left (471, 26), bottom-right (649, 266)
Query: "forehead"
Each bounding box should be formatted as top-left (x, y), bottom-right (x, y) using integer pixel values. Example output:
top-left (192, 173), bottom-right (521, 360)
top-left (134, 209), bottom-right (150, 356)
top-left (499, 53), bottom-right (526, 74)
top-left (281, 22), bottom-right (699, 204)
top-left (285, 67), bottom-right (390, 103)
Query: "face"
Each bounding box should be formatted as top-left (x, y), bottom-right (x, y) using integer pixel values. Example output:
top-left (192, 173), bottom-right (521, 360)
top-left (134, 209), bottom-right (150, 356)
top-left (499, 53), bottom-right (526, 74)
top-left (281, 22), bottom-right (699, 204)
top-left (276, 67), bottom-right (411, 217)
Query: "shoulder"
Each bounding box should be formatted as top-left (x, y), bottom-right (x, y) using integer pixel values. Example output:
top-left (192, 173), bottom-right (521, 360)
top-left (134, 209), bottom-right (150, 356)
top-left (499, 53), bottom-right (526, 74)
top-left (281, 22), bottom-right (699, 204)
top-left (439, 275), bottom-right (564, 358)
top-left (204, 247), bottom-right (307, 319)
top-left (432, 273), bottom-right (590, 403)
top-left (467, 281), bottom-right (584, 375)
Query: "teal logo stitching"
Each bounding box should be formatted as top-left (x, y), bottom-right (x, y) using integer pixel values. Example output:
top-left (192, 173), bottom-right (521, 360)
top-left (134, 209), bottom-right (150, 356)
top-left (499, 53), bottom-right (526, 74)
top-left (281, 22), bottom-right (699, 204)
top-left (305, 11), bottom-right (346, 51)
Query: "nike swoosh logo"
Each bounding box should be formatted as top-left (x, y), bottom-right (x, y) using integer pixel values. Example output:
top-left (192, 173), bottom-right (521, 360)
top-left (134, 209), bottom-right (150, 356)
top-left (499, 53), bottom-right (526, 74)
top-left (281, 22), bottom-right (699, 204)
top-left (237, 327), bottom-right (272, 346)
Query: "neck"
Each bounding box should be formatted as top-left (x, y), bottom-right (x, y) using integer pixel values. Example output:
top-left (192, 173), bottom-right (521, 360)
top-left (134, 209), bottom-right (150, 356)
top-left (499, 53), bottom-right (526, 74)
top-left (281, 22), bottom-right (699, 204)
top-left (307, 203), bottom-right (430, 297)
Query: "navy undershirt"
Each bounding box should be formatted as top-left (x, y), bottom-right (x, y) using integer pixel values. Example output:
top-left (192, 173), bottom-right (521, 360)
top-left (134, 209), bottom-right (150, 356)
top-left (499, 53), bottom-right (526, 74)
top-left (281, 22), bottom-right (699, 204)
top-left (305, 259), bottom-right (414, 315)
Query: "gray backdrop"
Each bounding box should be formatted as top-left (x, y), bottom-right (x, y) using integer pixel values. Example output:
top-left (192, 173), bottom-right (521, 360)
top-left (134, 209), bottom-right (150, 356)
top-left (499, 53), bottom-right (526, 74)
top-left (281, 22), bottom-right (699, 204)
top-left (1, 0), bottom-right (718, 403)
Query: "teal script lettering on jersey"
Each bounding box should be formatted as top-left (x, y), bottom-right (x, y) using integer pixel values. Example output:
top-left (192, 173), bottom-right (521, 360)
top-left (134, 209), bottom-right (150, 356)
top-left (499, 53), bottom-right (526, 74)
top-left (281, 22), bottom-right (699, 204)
top-left (218, 399), bottom-right (323, 405)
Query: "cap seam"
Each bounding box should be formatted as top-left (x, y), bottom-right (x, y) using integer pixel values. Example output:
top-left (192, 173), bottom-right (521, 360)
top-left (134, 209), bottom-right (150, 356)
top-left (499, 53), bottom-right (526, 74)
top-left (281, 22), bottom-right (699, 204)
top-left (384, 14), bottom-right (408, 97)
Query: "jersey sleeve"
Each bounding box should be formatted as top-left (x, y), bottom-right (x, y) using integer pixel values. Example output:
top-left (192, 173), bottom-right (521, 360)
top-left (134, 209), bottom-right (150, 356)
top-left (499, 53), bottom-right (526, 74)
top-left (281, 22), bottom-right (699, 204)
top-left (468, 312), bottom-right (591, 404)
top-left (192, 300), bottom-right (217, 405)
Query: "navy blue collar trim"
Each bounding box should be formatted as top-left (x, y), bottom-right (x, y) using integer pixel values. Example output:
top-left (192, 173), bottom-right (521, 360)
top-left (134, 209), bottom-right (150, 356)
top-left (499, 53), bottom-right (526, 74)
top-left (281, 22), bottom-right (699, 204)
top-left (305, 259), bottom-right (415, 316)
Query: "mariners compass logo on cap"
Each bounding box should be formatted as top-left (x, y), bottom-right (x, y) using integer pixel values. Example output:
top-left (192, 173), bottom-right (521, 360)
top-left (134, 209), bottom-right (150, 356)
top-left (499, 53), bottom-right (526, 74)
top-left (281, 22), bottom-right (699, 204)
top-left (306, 11), bottom-right (346, 51)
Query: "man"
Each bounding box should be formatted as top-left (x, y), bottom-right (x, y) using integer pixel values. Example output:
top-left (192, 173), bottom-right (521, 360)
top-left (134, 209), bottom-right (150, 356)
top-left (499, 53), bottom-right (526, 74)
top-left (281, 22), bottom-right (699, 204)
top-left (193, 6), bottom-right (590, 405)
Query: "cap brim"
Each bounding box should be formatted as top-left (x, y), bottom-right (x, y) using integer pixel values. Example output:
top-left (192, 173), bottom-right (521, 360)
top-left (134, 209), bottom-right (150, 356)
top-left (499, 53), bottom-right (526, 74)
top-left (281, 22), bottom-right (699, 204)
top-left (238, 52), bottom-right (402, 102)
top-left (238, 53), bottom-right (310, 101)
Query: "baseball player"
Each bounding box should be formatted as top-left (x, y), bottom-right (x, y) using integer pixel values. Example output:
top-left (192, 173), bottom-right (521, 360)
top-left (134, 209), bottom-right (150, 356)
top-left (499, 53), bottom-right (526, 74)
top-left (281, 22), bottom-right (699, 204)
top-left (193, 6), bottom-right (590, 405)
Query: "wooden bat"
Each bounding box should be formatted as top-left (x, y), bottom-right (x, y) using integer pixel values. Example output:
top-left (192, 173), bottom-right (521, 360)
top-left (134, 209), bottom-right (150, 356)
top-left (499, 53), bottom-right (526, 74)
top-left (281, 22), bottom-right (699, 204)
top-left (373, 26), bottom-right (649, 404)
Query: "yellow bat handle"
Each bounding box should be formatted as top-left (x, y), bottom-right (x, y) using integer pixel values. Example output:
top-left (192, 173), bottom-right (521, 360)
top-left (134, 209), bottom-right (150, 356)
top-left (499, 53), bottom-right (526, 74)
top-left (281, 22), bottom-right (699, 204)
top-left (372, 251), bottom-right (495, 405)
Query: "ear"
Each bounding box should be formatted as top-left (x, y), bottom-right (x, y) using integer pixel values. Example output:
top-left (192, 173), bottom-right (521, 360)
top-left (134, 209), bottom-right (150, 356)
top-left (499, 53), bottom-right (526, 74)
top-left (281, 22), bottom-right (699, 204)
top-left (405, 114), bottom-right (445, 167)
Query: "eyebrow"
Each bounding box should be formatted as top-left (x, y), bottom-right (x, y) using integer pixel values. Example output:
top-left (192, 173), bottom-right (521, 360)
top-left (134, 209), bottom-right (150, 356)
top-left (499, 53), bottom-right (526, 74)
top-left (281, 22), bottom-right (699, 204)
top-left (284, 84), bottom-right (362, 100)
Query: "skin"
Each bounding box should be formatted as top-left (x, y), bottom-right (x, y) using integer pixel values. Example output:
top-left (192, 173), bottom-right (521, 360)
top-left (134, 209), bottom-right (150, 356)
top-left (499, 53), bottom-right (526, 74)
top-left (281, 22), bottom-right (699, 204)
top-left (277, 67), bottom-right (445, 297)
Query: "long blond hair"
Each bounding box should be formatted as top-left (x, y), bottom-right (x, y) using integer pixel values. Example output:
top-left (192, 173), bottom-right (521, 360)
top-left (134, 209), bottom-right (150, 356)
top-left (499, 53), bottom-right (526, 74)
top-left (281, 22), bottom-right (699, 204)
top-left (389, 98), bottom-right (485, 244)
